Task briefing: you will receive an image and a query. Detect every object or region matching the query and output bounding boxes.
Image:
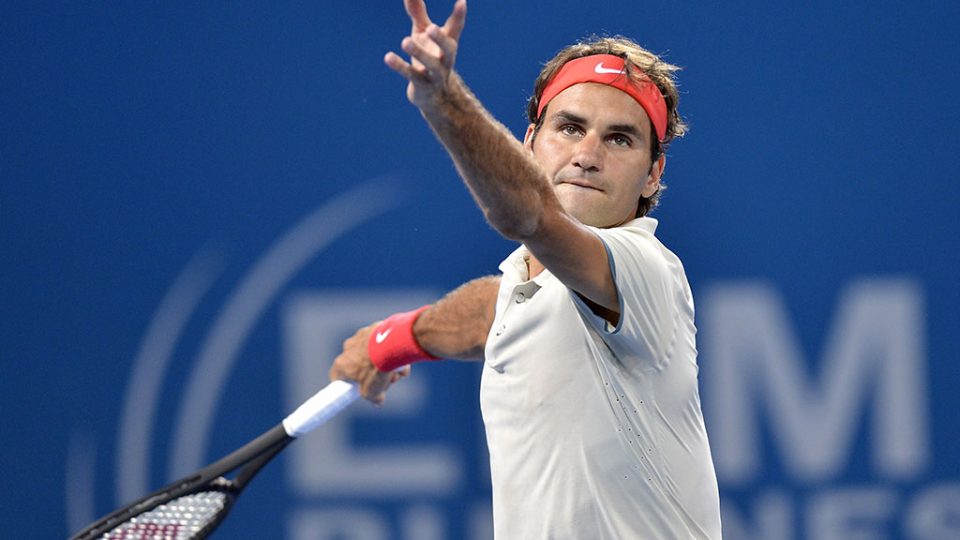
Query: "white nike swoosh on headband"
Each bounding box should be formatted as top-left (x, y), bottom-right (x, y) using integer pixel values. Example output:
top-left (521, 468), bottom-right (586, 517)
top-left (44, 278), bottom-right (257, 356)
top-left (594, 62), bottom-right (625, 75)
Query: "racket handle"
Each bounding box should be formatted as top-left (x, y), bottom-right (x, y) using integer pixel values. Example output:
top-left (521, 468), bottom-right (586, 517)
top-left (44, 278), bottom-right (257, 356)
top-left (282, 380), bottom-right (360, 437)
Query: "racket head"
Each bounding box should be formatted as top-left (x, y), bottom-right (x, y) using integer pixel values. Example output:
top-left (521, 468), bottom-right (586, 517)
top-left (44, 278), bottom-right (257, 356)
top-left (72, 381), bottom-right (357, 540)
top-left (71, 426), bottom-right (291, 540)
top-left (82, 481), bottom-right (238, 540)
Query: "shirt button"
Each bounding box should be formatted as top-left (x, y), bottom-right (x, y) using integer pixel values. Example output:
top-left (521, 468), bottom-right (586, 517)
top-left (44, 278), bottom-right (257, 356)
top-left (495, 324), bottom-right (506, 336)
top-left (514, 293), bottom-right (526, 304)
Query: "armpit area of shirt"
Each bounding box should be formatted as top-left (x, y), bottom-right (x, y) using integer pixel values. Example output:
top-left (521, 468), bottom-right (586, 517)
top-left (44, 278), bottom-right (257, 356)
top-left (569, 230), bottom-right (625, 335)
top-left (575, 291), bottom-right (621, 328)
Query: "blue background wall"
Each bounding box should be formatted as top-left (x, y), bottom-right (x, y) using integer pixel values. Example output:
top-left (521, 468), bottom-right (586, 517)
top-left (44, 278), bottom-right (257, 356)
top-left (3, 1), bottom-right (958, 538)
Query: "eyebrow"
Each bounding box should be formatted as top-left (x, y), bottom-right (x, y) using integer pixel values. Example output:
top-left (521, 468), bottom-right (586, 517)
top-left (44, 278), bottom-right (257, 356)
top-left (551, 111), bottom-right (588, 126)
top-left (550, 110), bottom-right (646, 141)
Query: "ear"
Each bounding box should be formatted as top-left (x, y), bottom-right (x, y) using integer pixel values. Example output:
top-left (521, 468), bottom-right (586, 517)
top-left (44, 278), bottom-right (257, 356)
top-left (523, 124), bottom-right (537, 151)
top-left (642, 153), bottom-right (666, 198)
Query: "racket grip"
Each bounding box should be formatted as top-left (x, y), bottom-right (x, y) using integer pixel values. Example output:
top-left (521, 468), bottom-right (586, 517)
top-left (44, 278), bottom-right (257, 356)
top-left (282, 380), bottom-right (360, 437)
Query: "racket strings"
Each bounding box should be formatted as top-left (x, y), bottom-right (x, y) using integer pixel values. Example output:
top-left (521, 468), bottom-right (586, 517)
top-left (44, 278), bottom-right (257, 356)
top-left (99, 491), bottom-right (230, 540)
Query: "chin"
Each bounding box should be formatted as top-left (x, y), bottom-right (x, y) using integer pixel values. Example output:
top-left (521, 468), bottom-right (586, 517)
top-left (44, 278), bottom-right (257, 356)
top-left (565, 209), bottom-right (608, 228)
top-left (557, 200), bottom-right (613, 228)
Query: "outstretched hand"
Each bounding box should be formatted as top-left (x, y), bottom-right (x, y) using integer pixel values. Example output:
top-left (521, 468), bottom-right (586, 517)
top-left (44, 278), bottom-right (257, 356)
top-left (384, 0), bottom-right (467, 110)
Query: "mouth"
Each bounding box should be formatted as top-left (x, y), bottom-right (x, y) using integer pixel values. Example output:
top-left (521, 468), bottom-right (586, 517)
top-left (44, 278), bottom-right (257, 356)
top-left (558, 178), bottom-right (604, 192)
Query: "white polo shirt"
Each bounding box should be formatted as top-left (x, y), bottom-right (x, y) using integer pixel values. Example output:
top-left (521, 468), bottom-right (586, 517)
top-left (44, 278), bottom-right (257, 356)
top-left (480, 217), bottom-right (721, 539)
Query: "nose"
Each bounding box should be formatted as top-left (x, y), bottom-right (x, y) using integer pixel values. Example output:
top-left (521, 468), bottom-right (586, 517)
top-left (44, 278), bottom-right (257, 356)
top-left (572, 132), bottom-right (603, 172)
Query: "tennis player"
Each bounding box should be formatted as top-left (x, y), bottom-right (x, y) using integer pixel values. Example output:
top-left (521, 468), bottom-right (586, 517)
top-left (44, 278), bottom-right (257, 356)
top-left (330, 0), bottom-right (722, 537)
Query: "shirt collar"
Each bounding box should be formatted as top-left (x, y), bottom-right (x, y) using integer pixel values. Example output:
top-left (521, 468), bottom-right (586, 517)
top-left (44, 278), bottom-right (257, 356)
top-left (497, 217), bottom-right (659, 282)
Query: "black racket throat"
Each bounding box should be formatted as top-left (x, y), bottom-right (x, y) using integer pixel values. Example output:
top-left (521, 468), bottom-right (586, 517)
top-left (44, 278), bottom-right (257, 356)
top-left (70, 424), bottom-right (294, 540)
top-left (194, 424), bottom-right (293, 490)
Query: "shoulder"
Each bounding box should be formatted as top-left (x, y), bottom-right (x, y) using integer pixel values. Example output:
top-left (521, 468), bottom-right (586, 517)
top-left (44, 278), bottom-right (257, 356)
top-left (592, 218), bottom-right (674, 277)
top-left (594, 217), bottom-right (659, 243)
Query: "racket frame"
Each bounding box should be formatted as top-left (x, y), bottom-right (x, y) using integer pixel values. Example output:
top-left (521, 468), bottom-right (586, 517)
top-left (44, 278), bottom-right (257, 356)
top-left (70, 380), bottom-right (359, 540)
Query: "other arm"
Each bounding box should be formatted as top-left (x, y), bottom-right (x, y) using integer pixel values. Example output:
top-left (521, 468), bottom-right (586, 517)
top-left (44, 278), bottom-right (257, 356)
top-left (415, 275), bottom-right (499, 361)
top-left (329, 275), bottom-right (499, 403)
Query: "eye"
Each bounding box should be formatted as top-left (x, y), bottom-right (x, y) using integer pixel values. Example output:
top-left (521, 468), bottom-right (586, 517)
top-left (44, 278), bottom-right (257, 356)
top-left (560, 124), bottom-right (582, 137)
top-left (609, 134), bottom-right (633, 147)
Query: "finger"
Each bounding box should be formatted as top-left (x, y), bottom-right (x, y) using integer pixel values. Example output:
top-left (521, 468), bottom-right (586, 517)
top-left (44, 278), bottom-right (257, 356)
top-left (390, 42), bottom-right (432, 81)
top-left (328, 360), bottom-right (349, 382)
top-left (426, 24), bottom-right (458, 69)
top-left (401, 35), bottom-right (445, 79)
top-left (442, 0), bottom-right (467, 42)
top-left (384, 51), bottom-right (417, 80)
top-left (360, 377), bottom-right (384, 403)
top-left (328, 365), bottom-right (342, 382)
top-left (404, 0), bottom-right (433, 33)
top-left (389, 365), bottom-right (412, 381)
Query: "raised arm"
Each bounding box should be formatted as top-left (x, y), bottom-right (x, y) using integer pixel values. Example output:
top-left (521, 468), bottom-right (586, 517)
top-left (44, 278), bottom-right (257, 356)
top-left (384, 0), bottom-right (621, 313)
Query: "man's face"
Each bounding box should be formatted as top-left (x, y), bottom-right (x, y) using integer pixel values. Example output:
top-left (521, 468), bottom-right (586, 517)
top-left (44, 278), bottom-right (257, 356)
top-left (524, 83), bottom-right (665, 228)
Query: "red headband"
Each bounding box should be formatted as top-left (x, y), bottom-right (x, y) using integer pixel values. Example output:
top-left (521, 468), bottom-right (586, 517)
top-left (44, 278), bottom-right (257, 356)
top-left (537, 54), bottom-right (668, 142)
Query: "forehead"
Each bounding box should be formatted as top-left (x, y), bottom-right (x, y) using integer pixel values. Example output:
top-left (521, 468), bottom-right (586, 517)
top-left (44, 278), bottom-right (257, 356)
top-left (547, 83), bottom-right (651, 133)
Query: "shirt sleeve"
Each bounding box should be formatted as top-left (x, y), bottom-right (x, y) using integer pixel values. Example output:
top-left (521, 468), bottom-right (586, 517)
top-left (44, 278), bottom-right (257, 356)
top-left (570, 224), bottom-right (680, 371)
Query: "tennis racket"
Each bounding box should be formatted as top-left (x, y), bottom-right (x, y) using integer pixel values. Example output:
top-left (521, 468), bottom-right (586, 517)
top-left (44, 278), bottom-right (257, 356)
top-left (70, 380), bottom-right (361, 540)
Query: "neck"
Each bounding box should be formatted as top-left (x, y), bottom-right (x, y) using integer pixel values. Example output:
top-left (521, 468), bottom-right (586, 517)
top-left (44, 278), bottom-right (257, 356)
top-left (526, 254), bottom-right (546, 279)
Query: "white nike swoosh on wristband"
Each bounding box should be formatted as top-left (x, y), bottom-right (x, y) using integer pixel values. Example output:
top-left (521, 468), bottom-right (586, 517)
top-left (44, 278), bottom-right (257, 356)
top-left (594, 62), bottom-right (625, 75)
top-left (375, 329), bottom-right (393, 343)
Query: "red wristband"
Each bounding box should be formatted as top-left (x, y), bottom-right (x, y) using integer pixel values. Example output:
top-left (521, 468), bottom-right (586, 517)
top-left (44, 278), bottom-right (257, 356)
top-left (368, 306), bottom-right (439, 372)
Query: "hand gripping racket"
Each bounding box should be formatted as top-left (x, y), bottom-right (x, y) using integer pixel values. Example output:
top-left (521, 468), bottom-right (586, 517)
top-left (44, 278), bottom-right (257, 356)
top-left (70, 380), bottom-right (360, 540)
